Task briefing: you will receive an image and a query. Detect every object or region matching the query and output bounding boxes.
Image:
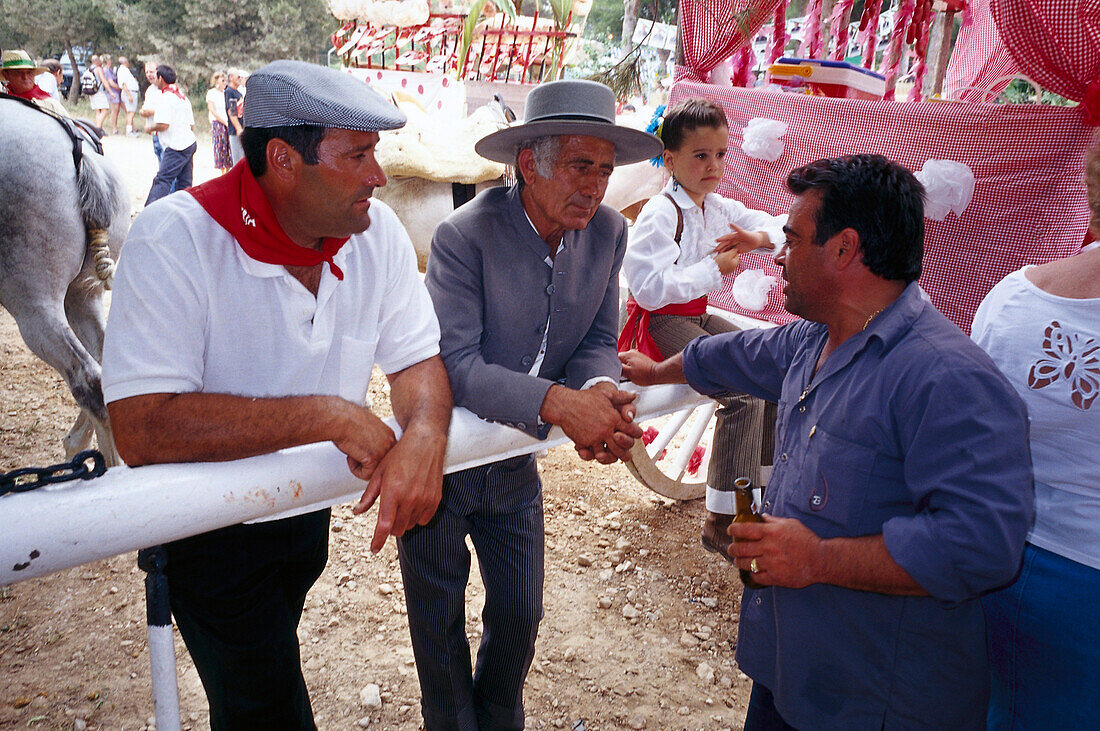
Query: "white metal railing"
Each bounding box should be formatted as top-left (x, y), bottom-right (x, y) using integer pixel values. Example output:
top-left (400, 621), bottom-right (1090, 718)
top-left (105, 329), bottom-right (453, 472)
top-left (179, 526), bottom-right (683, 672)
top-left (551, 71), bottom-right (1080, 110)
top-left (0, 383), bottom-right (708, 587)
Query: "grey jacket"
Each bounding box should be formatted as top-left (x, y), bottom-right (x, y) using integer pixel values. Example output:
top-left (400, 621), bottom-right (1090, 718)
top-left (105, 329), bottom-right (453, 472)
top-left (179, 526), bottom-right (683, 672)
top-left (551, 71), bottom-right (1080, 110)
top-left (425, 185), bottom-right (627, 439)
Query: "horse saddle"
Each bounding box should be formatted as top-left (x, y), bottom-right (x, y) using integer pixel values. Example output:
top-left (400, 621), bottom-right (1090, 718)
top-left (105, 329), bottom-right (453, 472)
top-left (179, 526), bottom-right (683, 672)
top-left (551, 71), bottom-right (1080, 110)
top-left (1, 91), bottom-right (104, 172)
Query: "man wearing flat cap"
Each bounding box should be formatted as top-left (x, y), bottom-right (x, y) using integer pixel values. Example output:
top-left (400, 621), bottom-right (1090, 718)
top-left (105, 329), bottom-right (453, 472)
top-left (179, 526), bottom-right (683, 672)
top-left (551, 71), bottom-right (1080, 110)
top-left (400, 79), bottom-right (661, 730)
top-left (103, 60), bottom-right (452, 729)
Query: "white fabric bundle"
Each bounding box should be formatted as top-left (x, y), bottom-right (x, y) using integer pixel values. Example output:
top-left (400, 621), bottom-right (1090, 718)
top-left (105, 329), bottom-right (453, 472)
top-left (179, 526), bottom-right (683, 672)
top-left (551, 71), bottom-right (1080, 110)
top-left (915, 159), bottom-right (975, 221)
top-left (731, 269), bottom-right (776, 311)
top-left (741, 118), bottom-right (788, 162)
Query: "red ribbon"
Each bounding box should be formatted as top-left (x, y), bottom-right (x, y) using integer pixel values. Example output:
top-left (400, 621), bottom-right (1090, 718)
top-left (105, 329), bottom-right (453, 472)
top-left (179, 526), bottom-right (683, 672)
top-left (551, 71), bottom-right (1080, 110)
top-left (617, 296), bottom-right (708, 361)
top-left (188, 160), bottom-right (348, 280)
top-left (1083, 79), bottom-right (1100, 127)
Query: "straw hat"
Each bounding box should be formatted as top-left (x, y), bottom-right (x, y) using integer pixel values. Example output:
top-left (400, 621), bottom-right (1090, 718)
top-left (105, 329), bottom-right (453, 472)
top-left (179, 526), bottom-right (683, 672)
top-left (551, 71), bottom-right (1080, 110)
top-left (475, 79), bottom-right (663, 166)
top-left (1, 50), bottom-right (47, 76)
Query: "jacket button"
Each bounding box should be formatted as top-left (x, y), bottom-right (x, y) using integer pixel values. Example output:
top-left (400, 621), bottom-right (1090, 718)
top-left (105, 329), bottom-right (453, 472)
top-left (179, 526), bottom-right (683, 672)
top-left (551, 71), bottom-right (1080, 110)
top-left (546, 284), bottom-right (555, 295)
top-left (517, 422), bottom-right (527, 430)
top-left (521, 355), bottom-right (533, 366)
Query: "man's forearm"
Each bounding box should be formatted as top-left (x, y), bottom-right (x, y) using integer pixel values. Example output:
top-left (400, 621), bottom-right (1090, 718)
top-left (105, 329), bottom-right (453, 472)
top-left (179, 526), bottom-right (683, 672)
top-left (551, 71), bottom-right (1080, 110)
top-left (388, 355), bottom-right (453, 440)
top-left (109, 392), bottom-right (356, 466)
top-left (815, 534), bottom-right (927, 596)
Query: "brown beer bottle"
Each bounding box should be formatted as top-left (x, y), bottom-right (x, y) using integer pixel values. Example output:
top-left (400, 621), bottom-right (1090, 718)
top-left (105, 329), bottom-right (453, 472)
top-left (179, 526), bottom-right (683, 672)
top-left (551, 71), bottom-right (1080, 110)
top-left (733, 477), bottom-right (765, 590)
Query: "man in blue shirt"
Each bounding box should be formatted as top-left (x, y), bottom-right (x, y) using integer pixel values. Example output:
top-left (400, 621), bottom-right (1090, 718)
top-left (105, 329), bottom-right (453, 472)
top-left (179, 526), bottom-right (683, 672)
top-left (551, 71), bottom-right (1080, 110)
top-left (621, 154), bottom-right (1034, 729)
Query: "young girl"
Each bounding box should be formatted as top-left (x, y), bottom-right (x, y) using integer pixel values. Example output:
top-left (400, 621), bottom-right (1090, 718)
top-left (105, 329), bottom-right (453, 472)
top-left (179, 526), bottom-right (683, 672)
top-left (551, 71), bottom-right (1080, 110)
top-left (618, 99), bottom-right (785, 562)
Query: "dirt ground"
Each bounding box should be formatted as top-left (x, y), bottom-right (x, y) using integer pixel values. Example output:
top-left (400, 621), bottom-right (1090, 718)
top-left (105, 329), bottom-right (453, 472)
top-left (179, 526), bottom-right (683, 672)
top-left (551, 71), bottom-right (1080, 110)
top-left (1, 133), bottom-right (753, 730)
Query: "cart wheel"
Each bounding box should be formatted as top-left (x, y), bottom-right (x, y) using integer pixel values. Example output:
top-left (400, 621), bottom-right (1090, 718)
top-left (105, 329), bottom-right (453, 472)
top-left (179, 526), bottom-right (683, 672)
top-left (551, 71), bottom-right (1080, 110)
top-left (623, 401), bottom-right (718, 501)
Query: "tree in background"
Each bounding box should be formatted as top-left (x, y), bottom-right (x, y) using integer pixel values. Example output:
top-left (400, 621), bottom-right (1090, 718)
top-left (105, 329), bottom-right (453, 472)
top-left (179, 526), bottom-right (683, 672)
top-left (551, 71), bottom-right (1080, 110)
top-left (1, 0), bottom-right (333, 99)
top-left (0, 0), bottom-right (120, 100)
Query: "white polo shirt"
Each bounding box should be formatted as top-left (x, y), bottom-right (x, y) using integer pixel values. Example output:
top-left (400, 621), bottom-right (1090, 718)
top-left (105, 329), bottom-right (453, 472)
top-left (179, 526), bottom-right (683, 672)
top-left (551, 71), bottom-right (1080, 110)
top-left (152, 88), bottom-right (196, 151)
top-left (102, 193), bottom-right (440, 409)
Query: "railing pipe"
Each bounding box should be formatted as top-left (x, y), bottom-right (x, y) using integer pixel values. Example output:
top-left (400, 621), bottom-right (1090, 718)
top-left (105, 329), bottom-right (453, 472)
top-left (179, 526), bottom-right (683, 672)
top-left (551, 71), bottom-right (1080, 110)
top-left (1, 384), bottom-right (708, 587)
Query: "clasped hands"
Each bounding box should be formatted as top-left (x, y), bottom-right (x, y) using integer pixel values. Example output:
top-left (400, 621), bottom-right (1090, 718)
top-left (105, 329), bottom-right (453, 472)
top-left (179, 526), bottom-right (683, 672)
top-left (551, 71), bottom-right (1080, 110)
top-left (540, 382), bottom-right (642, 465)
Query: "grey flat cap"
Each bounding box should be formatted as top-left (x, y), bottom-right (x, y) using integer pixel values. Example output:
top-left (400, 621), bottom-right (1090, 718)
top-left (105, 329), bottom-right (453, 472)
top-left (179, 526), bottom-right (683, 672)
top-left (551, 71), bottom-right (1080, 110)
top-left (476, 79), bottom-right (662, 166)
top-left (244, 60), bottom-right (405, 132)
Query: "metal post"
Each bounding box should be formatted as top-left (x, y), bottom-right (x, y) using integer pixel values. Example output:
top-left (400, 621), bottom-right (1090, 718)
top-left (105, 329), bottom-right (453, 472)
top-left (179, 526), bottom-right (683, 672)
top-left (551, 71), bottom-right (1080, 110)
top-left (138, 547), bottom-right (181, 731)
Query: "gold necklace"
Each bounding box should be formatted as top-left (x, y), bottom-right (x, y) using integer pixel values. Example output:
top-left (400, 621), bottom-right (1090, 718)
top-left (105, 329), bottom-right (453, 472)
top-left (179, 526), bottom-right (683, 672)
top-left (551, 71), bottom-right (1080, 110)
top-left (863, 308), bottom-right (883, 331)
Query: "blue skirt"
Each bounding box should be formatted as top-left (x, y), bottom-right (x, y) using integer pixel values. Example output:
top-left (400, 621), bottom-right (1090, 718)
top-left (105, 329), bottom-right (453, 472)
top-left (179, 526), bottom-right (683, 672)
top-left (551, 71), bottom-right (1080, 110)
top-left (983, 543), bottom-right (1100, 729)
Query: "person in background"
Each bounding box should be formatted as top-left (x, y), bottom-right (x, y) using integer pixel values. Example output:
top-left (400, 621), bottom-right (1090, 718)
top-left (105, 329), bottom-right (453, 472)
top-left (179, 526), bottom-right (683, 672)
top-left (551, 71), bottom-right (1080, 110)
top-left (140, 64), bottom-right (162, 156)
top-left (206, 71), bottom-right (232, 174)
top-left (88, 55), bottom-right (110, 128)
top-left (225, 68), bottom-right (247, 164)
top-left (100, 54), bottom-right (122, 134)
top-left (971, 135), bottom-right (1100, 728)
top-left (116, 56), bottom-right (141, 135)
top-left (36, 58), bottom-right (62, 103)
top-left (619, 98), bottom-right (784, 561)
top-left (1, 50), bottom-right (66, 116)
top-left (621, 154), bottom-right (1034, 730)
top-left (144, 64), bottom-right (195, 205)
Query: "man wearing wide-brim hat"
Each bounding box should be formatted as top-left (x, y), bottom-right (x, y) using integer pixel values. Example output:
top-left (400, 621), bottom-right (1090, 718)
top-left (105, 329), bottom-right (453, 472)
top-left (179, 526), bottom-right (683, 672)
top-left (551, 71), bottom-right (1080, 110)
top-left (405, 79), bottom-right (661, 730)
top-left (103, 59), bottom-right (452, 729)
top-left (2, 49), bottom-right (67, 116)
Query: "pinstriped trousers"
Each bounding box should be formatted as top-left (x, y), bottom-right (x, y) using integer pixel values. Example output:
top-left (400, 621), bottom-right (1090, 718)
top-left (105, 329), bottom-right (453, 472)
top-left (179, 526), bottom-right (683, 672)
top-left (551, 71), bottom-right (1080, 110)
top-left (398, 454), bottom-right (544, 731)
top-left (648, 312), bottom-right (774, 493)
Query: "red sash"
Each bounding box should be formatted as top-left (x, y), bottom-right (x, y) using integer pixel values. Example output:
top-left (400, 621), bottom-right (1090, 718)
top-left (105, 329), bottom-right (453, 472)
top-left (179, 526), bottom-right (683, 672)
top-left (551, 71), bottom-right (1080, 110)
top-left (617, 295), bottom-right (707, 361)
top-left (188, 160), bottom-right (349, 280)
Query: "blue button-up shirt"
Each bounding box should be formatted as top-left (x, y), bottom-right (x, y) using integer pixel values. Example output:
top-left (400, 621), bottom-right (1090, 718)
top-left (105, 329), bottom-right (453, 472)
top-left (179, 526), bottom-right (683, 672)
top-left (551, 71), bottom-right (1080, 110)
top-left (683, 283), bottom-right (1033, 729)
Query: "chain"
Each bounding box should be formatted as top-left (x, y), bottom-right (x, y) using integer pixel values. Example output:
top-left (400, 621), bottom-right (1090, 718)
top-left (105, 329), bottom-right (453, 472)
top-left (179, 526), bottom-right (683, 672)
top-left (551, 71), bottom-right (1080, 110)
top-left (0, 450), bottom-right (108, 497)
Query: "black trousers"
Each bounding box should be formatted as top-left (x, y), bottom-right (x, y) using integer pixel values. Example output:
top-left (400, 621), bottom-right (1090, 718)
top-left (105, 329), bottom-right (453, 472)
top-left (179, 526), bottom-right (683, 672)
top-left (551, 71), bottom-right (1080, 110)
top-left (163, 509), bottom-right (330, 730)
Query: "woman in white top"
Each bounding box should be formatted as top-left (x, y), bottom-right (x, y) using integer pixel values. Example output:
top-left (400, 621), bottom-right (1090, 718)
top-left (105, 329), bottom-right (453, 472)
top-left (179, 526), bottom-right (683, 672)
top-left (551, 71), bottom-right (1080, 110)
top-left (971, 137), bottom-right (1100, 728)
top-left (206, 72), bottom-right (231, 174)
top-left (619, 99), bottom-right (785, 562)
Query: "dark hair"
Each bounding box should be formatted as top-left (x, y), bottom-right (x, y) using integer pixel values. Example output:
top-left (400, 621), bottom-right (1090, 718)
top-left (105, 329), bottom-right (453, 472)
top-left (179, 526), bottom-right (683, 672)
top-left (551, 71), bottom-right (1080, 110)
top-left (786, 154), bottom-right (925, 283)
top-left (660, 99), bottom-right (728, 151)
top-left (155, 64), bottom-right (176, 84)
top-left (42, 58), bottom-right (62, 73)
top-left (241, 125), bottom-right (327, 177)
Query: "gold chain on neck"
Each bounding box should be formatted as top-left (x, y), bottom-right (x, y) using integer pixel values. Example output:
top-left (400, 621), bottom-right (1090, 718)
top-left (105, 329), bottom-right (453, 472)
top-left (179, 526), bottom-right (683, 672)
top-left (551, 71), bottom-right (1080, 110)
top-left (863, 309), bottom-right (884, 331)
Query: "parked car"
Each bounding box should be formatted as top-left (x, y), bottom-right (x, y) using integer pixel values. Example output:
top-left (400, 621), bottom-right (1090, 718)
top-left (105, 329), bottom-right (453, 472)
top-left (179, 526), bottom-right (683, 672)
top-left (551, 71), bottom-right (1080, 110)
top-left (57, 50), bottom-right (89, 97)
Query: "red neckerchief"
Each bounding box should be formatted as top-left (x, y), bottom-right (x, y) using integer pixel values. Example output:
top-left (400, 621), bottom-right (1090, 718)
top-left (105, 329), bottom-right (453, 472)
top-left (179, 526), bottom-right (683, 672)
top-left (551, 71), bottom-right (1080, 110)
top-left (188, 160), bottom-right (348, 280)
top-left (11, 84), bottom-right (51, 101)
top-left (162, 83), bottom-right (185, 100)
top-left (617, 295), bottom-right (708, 361)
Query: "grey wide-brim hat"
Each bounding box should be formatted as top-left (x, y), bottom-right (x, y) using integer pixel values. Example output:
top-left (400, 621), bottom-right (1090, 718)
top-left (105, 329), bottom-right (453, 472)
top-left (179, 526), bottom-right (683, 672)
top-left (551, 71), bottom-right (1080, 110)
top-left (475, 79), bottom-right (662, 166)
top-left (244, 60), bottom-right (405, 132)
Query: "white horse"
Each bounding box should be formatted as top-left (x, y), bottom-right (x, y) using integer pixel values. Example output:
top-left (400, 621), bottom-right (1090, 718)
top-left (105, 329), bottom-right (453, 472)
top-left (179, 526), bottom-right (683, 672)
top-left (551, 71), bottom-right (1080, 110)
top-left (0, 99), bottom-right (130, 463)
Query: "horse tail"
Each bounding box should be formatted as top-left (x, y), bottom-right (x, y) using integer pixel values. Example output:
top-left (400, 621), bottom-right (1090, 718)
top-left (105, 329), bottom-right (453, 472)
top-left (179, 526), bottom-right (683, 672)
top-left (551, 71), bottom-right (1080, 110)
top-left (77, 149), bottom-right (125, 230)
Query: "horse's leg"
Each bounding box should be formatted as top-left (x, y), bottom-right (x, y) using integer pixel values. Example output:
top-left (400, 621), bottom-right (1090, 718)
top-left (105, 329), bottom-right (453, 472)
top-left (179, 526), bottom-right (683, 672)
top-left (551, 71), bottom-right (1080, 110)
top-left (9, 301), bottom-right (111, 462)
top-left (64, 280), bottom-right (120, 465)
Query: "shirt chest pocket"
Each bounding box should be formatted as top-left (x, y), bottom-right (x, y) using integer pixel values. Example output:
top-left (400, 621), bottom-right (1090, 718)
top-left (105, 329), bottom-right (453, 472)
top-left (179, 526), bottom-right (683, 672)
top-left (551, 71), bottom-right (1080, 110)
top-left (338, 335), bottom-right (378, 403)
top-left (787, 426), bottom-right (881, 537)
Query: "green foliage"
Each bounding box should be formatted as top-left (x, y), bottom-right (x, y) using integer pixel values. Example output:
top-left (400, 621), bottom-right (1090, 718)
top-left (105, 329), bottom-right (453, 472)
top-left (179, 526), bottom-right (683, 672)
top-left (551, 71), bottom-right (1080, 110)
top-left (2, 0), bottom-right (333, 92)
top-left (582, 0), bottom-right (673, 44)
top-left (0, 0), bottom-right (120, 56)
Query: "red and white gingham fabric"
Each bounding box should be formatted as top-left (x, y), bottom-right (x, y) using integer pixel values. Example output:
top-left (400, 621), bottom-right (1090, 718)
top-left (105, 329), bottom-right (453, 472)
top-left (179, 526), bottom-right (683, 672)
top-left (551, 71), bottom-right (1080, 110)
top-left (943, 0), bottom-right (1020, 102)
top-left (993, 0), bottom-right (1100, 106)
top-left (680, 0), bottom-right (782, 79)
top-left (668, 81), bottom-right (1093, 332)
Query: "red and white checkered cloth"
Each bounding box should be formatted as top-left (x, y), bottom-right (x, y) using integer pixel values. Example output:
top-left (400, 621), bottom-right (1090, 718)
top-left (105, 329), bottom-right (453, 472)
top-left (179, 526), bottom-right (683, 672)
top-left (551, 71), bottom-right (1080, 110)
top-left (993, 0), bottom-right (1100, 110)
top-left (669, 81), bottom-right (1093, 332)
top-left (680, 0), bottom-right (782, 78)
top-left (943, 0), bottom-right (1020, 102)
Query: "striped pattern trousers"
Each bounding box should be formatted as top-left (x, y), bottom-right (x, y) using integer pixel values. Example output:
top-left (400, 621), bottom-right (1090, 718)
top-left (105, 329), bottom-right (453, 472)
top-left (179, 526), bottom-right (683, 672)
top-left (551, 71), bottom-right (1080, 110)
top-left (398, 454), bottom-right (544, 731)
